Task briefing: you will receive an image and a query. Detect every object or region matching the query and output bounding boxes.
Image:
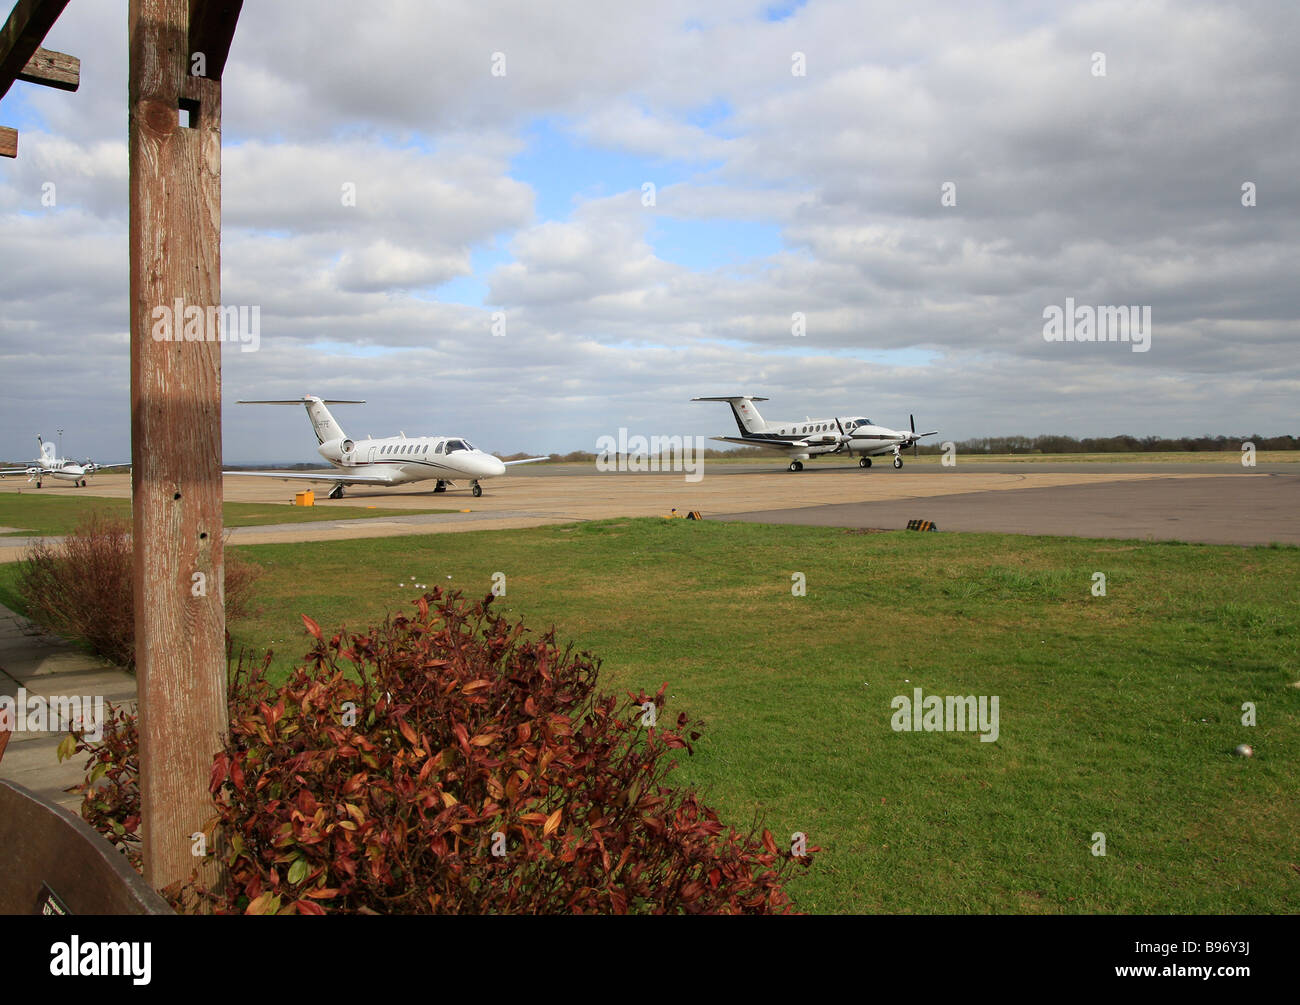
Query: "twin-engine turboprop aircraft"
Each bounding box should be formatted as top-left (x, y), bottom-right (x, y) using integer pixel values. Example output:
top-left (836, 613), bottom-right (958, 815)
top-left (692, 395), bottom-right (937, 471)
top-left (0, 436), bottom-right (129, 488)
top-left (222, 396), bottom-right (545, 498)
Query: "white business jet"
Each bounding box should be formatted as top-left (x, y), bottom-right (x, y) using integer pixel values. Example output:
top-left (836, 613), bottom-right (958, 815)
top-left (0, 436), bottom-right (129, 488)
top-left (693, 396), bottom-right (937, 471)
top-left (222, 396), bottom-right (545, 498)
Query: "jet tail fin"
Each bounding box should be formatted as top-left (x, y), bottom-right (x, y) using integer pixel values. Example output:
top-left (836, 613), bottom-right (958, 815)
top-left (691, 396), bottom-right (770, 435)
top-left (238, 395), bottom-right (365, 445)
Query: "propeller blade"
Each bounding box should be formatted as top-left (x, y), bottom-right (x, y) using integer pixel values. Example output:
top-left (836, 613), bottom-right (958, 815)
top-left (911, 414), bottom-right (918, 456)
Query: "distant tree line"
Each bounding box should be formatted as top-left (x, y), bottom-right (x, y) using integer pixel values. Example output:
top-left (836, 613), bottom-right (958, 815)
top-left (915, 434), bottom-right (1298, 455)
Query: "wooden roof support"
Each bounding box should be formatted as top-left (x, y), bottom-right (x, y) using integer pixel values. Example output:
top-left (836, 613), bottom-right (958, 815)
top-left (17, 44), bottom-right (78, 90)
top-left (189, 0), bottom-right (242, 81)
top-left (0, 0), bottom-right (69, 99)
top-left (0, 1), bottom-right (76, 159)
top-left (130, 0), bottom-right (239, 900)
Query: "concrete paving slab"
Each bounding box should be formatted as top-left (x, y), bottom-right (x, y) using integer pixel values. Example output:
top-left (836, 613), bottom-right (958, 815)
top-left (0, 600), bottom-right (135, 814)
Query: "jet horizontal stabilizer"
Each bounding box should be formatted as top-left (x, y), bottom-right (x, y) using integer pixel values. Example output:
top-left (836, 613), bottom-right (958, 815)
top-left (236, 399), bottom-right (366, 404)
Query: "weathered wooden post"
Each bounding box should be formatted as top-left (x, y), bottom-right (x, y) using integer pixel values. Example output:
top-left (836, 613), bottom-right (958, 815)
top-left (129, 0), bottom-right (240, 896)
top-left (4, 0), bottom-right (242, 903)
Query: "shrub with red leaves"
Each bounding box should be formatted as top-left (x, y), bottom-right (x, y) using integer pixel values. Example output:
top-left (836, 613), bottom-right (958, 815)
top-left (60, 704), bottom-right (143, 870)
top-left (69, 589), bottom-right (815, 914)
top-left (19, 511), bottom-right (262, 670)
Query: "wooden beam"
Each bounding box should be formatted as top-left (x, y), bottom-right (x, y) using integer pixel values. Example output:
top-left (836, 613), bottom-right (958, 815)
top-left (0, 124), bottom-right (15, 157)
top-left (16, 44), bottom-right (77, 90)
top-left (130, 0), bottom-right (231, 900)
top-left (188, 0), bottom-right (241, 81)
top-left (0, 0), bottom-right (70, 101)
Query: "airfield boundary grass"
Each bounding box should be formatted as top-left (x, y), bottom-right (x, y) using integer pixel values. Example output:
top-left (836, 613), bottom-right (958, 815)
top-left (1, 518), bottom-right (1294, 913)
top-left (0, 494), bottom-right (456, 537)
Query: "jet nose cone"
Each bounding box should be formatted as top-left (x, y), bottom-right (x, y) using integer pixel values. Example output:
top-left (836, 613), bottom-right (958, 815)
top-left (470, 453), bottom-right (506, 478)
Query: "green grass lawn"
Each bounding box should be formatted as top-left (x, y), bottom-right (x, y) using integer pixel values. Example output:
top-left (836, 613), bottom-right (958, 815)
top-left (2, 518), bottom-right (1294, 913)
top-left (229, 520), bottom-right (1300, 913)
top-left (0, 494), bottom-right (456, 537)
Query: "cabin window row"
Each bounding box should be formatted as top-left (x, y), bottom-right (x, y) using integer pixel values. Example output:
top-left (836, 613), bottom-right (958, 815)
top-left (778, 420), bottom-right (871, 435)
top-left (378, 440), bottom-right (472, 456)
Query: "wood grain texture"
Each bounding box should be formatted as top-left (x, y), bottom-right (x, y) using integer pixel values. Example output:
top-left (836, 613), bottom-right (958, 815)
top-left (0, 0), bottom-right (70, 101)
top-left (129, 0), bottom-right (231, 898)
top-left (0, 124), bottom-right (15, 157)
top-left (16, 44), bottom-right (78, 90)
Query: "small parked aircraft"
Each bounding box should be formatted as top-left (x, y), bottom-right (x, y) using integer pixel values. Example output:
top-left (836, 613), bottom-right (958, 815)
top-left (222, 396), bottom-right (546, 498)
top-left (0, 436), bottom-right (129, 488)
top-left (693, 395), bottom-right (937, 470)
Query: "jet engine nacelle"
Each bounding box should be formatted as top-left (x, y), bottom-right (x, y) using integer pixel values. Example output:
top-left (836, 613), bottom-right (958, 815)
top-left (318, 437), bottom-right (356, 464)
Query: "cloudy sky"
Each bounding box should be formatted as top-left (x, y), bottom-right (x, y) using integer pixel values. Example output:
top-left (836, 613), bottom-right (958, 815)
top-left (1, 0), bottom-right (1296, 462)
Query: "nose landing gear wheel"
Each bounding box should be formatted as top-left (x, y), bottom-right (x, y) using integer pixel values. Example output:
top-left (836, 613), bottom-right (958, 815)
top-left (471, 482), bottom-right (483, 497)
top-left (788, 460), bottom-right (804, 472)
top-left (433, 480), bottom-right (446, 493)
top-left (893, 455), bottom-right (903, 469)
top-left (859, 457), bottom-right (871, 468)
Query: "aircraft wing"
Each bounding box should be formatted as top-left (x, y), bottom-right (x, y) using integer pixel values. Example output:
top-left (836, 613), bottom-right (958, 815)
top-left (708, 435), bottom-right (812, 451)
top-left (0, 466), bottom-right (37, 475)
top-left (222, 469), bottom-right (394, 486)
top-left (502, 457), bottom-right (549, 466)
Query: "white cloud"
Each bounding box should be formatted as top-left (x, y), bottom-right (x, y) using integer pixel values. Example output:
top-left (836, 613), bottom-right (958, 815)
top-left (1, 0), bottom-right (1297, 462)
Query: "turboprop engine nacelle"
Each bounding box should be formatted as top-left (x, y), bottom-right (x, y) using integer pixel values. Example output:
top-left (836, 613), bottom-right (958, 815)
top-left (318, 437), bottom-right (356, 464)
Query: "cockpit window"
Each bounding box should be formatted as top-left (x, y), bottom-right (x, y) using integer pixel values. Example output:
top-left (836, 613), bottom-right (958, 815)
top-left (445, 439), bottom-right (468, 453)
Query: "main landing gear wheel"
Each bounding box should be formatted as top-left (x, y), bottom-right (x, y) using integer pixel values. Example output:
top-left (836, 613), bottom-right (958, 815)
top-left (893, 455), bottom-right (903, 469)
top-left (433, 480), bottom-right (446, 493)
top-left (328, 483), bottom-right (345, 499)
top-left (471, 481), bottom-right (483, 498)
top-left (35, 481), bottom-right (42, 488)
top-left (859, 457), bottom-right (871, 468)
top-left (788, 460), bottom-right (804, 472)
